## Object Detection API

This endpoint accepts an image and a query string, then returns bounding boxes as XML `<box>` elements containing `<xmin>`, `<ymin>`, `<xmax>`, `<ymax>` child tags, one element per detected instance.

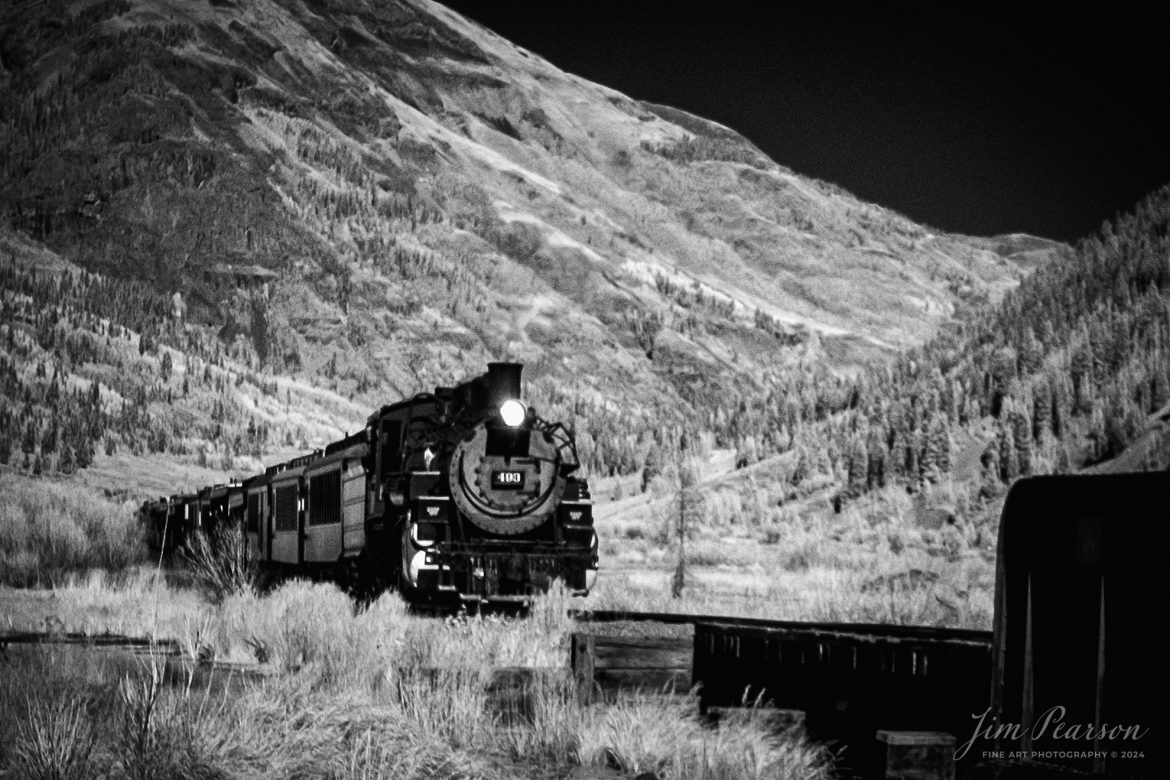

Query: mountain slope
<box><xmin>0</xmin><ymin>0</ymin><xmax>1072</xmax><ymax>491</ymax></box>
<box><xmin>0</xmin><ymin>1</ymin><xmax>1050</xmax><ymax>382</ymax></box>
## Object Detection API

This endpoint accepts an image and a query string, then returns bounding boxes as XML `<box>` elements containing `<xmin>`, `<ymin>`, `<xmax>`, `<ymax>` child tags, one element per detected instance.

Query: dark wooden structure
<box><xmin>692</xmin><ymin>619</ymin><xmax>991</xmax><ymax>775</ymax></box>
<box><xmin>989</xmin><ymin>472</ymin><xmax>1168</xmax><ymax>780</ymax></box>
<box><xmin>876</xmin><ymin>730</ymin><xmax>956</xmax><ymax>780</ymax></box>
<box><xmin>571</xmin><ymin>633</ymin><xmax>691</xmax><ymax>702</ymax></box>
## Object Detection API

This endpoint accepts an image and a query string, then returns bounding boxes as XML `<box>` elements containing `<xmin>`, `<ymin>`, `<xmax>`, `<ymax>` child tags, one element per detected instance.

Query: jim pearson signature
<box><xmin>955</xmin><ymin>706</ymin><xmax>1149</xmax><ymax>761</ymax></box>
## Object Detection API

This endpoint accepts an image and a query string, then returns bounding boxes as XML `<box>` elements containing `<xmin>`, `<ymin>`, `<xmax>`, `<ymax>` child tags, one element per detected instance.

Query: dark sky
<box><xmin>440</xmin><ymin>2</ymin><xmax>1170</xmax><ymax>243</ymax></box>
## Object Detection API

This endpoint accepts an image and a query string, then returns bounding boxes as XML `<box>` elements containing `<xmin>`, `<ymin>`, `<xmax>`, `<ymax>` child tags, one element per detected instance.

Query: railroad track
<box><xmin>0</xmin><ymin>630</ymin><xmax>267</xmax><ymax>699</ymax></box>
<box><xmin>570</xmin><ymin>607</ymin><xmax>990</xmax><ymax>636</ymax></box>
<box><xmin>0</xmin><ymin>631</ymin><xmax>180</xmax><ymax>652</ymax></box>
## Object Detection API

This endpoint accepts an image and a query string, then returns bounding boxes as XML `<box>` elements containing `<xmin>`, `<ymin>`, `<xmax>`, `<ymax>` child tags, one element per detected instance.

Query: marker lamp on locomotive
<box><xmin>411</xmin><ymin>522</ymin><xmax>442</xmax><ymax>545</ymax></box>
<box><xmin>500</xmin><ymin>399</ymin><xmax>526</xmax><ymax>427</ymax></box>
<box><xmin>417</xmin><ymin>499</ymin><xmax>449</xmax><ymax>523</ymax></box>
<box><xmin>409</xmin><ymin>523</ymin><xmax>432</xmax><ymax>547</ymax></box>
<box><xmin>558</xmin><ymin>502</ymin><xmax>593</xmax><ymax>527</ymax></box>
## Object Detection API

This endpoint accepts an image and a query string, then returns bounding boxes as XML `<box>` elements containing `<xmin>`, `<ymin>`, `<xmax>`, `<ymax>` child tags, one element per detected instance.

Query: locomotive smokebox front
<box><xmin>447</xmin><ymin>362</ymin><xmax>571</xmax><ymax>535</ymax></box>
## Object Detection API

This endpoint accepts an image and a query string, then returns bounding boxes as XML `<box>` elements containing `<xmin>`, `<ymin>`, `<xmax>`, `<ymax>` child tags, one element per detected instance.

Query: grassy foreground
<box><xmin>0</xmin><ymin>577</ymin><xmax>828</xmax><ymax>780</ymax></box>
<box><xmin>0</xmin><ymin>467</ymin><xmax>996</xmax><ymax>779</ymax></box>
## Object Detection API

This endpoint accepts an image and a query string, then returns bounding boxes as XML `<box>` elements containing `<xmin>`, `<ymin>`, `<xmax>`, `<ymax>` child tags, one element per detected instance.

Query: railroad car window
<box><xmin>246</xmin><ymin>493</ymin><xmax>261</xmax><ymax>534</ymax></box>
<box><xmin>381</xmin><ymin>420</ymin><xmax>402</xmax><ymax>473</ymax></box>
<box><xmin>308</xmin><ymin>471</ymin><xmax>341</xmax><ymax>526</ymax></box>
<box><xmin>274</xmin><ymin>485</ymin><xmax>298</xmax><ymax>531</ymax></box>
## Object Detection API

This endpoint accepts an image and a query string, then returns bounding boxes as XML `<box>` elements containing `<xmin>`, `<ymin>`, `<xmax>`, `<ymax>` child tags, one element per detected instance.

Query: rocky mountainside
<box><xmin>0</xmin><ymin>0</ymin><xmax>1058</xmax><ymax>416</ymax></box>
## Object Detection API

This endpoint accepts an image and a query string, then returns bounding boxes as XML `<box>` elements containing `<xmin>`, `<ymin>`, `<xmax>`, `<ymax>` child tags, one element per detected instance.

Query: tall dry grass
<box><xmin>0</xmin><ymin>475</ymin><xmax>144</xmax><ymax>586</ymax></box>
<box><xmin>12</xmin><ymin>694</ymin><xmax>99</xmax><ymax>780</ymax></box>
<box><xmin>0</xmin><ymin>580</ymin><xmax>829</xmax><ymax>779</ymax></box>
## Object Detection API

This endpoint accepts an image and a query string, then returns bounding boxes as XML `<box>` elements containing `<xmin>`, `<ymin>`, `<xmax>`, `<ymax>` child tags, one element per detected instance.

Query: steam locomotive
<box><xmin>139</xmin><ymin>363</ymin><xmax>599</xmax><ymax>603</ymax></box>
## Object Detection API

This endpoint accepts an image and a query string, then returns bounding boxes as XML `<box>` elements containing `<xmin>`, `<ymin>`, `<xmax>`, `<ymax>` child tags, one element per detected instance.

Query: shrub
<box><xmin>12</xmin><ymin>695</ymin><xmax>98</xmax><ymax>780</ymax></box>
<box><xmin>577</xmin><ymin>694</ymin><xmax>827</xmax><ymax>779</ymax></box>
<box><xmin>181</xmin><ymin>523</ymin><xmax>258</xmax><ymax>603</ymax></box>
<box><xmin>0</xmin><ymin>476</ymin><xmax>144</xmax><ymax>586</ymax></box>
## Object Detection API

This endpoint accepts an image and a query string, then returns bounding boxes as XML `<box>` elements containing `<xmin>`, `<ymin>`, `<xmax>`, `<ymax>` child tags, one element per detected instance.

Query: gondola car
<box><xmin>141</xmin><ymin>362</ymin><xmax>598</xmax><ymax>604</ymax></box>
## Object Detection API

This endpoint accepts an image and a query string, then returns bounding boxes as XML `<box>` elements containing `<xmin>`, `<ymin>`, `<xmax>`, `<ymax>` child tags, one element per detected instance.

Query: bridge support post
<box><xmin>875</xmin><ymin>730</ymin><xmax>956</xmax><ymax>780</ymax></box>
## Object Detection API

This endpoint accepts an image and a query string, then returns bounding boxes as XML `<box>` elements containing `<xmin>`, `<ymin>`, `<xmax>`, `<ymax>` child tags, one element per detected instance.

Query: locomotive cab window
<box><xmin>380</xmin><ymin>420</ymin><xmax>402</xmax><ymax>474</ymax></box>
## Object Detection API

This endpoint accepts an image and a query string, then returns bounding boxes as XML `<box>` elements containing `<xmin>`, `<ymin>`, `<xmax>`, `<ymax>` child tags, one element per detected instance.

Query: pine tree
<box><xmin>790</xmin><ymin>447</ymin><xmax>809</xmax><ymax>485</ymax></box>
<box><xmin>1012</xmin><ymin>407</ymin><xmax>1033</xmax><ymax>476</ymax></box>
<box><xmin>1051</xmin><ymin>379</ymin><xmax>1068</xmax><ymax>440</ymax></box>
<box><xmin>999</xmin><ymin>421</ymin><xmax>1019</xmax><ymax>481</ymax></box>
<box><xmin>40</xmin><ymin>419</ymin><xmax>57</xmax><ymax>455</ymax></box>
<box><xmin>866</xmin><ymin>427</ymin><xmax>887</xmax><ymax>488</ymax></box>
<box><xmin>906</xmin><ymin>429</ymin><xmax>922</xmax><ymax>480</ymax></box>
<box><xmin>59</xmin><ymin>444</ymin><xmax>74</xmax><ymax>474</ymax></box>
<box><xmin>931</xmin><ymin>415</ymin><xmax>952</xmax><ymax>474</ymax></box>
<box><xmin>642</xmin><ymin>446</ymin><xmax>661</xmax><ymax>493</ymax></box>
<box><xmin>21</xmin><ymin>419</ymin><xmax>36</xmax><ymax>454</ymax></box>
<box><xmin>1032</xmin><ymin>376</ymin><xmax>1052</xmax><ymax>440</ymax></box>
<box><xmin>1087</xmin><ymin>404</ymin><xmax>1107</xmax><ymax>461</ymax></box>
<box><xmin>671</xmin><ymin>454</ymin><xmax>700</xmax><ymax>599</ymax></box>
<box><xmin>1071</xmin><ymin>342</ymin><xmax>1094</xmax><ymax>414</ymax></box>
<box><xmin>1152</xmin><ymin>361</ymin><xmax>1170</xmax><ymax>411</ymax></box>
<box><xmin>845</xmin><ymin>435</ymin><xmax>868</xmax><ymax>498</ymax></box>
<box><xmin>991</xmin><ymin>346</ymin><xmax>1018</xmax><ymax>392</ymax></box>
<box><xmin>1019</xmin><ymin>327</ymin><xmax>1043</xmax><ymax>376</ymax></box>
<box><xmin>889</xmin><ymin>429</ymin><xmax>907</xmax><ymax>479</ymax></box>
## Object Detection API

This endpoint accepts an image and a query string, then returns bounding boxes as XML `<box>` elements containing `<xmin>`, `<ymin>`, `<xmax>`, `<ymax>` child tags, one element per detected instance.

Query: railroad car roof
<box><xmin>269</xmin><ymin>464</ymin><xmax>309</xmax><ymax>484</ymax></box>
<box><xmin>243</xmin><ymin>472</ymin><xmax>269</xmax><ymax>490</ymax></box>
<box><xmin>305</xmin><ymin>442</ymin><xmax>368</xmax><ymax>475</ymax></box>
<box><xmin>264</xmin><ymin>450</ymin><xmax>324</xmax><ymax>477</ymax></box>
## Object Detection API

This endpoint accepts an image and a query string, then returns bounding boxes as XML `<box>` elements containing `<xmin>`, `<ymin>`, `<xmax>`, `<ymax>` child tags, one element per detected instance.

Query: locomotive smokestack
<box><xmin>487</xmin><ymin>362</ymin><xmax>522</xmax><ymax>407</ymax></box>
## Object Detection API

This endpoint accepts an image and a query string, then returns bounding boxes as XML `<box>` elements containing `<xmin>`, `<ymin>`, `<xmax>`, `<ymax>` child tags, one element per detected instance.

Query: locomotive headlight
<box><xmin>499</xmin><ymin>399</ymin><xmax>526</xmax><ymax>427</ymax></box>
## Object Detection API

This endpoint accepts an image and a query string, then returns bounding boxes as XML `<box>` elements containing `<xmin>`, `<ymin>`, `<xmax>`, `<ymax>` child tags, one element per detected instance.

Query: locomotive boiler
<box><xmin>141</xmin><ymin>363</ymin><xmax>598</xmax><ymax>604</ymax></box>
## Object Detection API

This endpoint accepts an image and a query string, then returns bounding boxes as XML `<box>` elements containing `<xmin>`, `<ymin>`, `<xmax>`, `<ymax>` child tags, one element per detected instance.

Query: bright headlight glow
<box><xmin>500</xmin><ymin>399</ymin><xmax>526</xmax><ymax>427</ymax></box>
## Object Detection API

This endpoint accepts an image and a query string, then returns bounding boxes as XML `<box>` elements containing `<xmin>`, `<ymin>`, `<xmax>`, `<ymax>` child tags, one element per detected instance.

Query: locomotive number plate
<box><xmin>491</xmin><ymin>470</ymin><xmax>525</xmax><ymax>490</ymax></box>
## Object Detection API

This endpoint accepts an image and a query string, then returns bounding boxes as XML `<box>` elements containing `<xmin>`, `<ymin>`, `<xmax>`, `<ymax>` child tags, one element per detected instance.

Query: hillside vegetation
<box><xmin>0</xmin><ymin>0</ymin><xmax>1060</xmax><ymax>494</ymax></box>
<box><xmin>640</xmin><ymin>186</ymin><xmax>1170</xmax><ymax>535</ymax></box>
